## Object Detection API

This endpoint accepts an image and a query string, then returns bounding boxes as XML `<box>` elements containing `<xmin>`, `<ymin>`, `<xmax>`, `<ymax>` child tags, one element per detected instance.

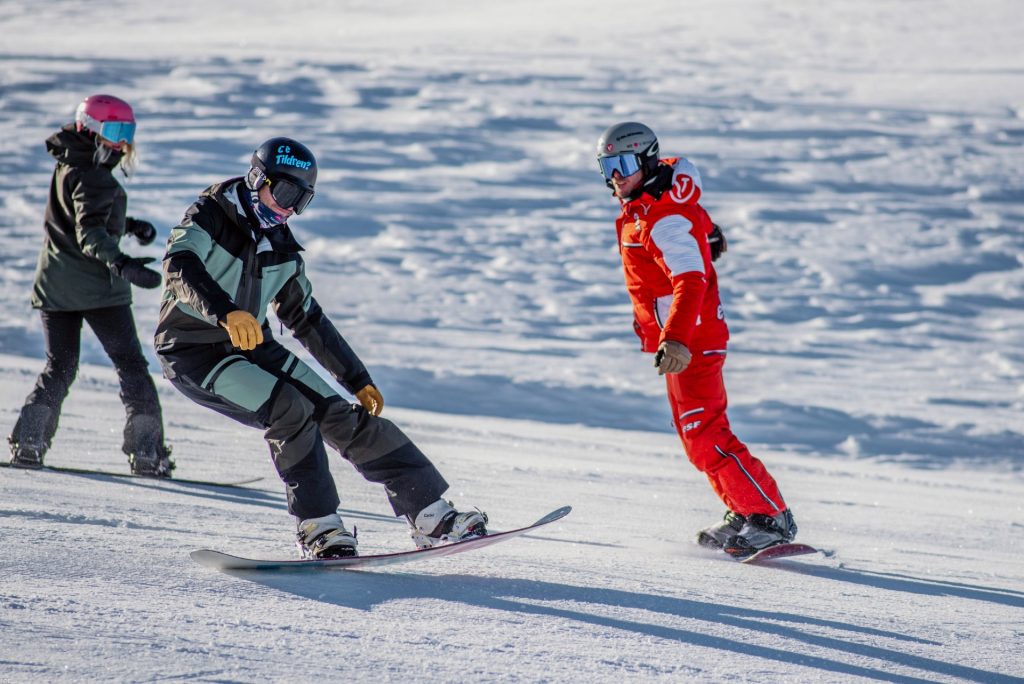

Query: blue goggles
<box><xmin>98</xmin><ymin>120</ymin><xmax>136</xmax><ymax>145</ymax></box>
<box><xmin>599</xmin><ymin>153</ymin><xmax>642</xmax><ymax>180</ymax></box>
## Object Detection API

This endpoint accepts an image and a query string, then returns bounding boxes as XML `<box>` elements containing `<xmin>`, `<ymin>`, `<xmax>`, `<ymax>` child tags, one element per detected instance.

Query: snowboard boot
<box><xmin>8</xmin><ymin>404</ymin><xmax>54</xmax><ymax>469</ymax></box>
<box><xmin>696</xmin><ymin>510</ymin><xmax>746</xmax><ymax>550</ymax></box>
<box><xmin>724</xmin><ymin>509</ymin><xmax>797</xmax><ymax>559</ymax></box>
<box><xmin>123</xmin><ymin>414</ymin><xmax>174</xmax><ymax>478</ymax></box>
<box><xmin>128</xmin><ymin>444</ymin><xmax>175</xmax><ymax>478</ymax></box>
<box><xmin>409</xmin><ymin>498</ymin><xmax>488</xmax><ymax>549</ymax></box>
<box><xmin>296</xmin><ymin>513</ymin><xmax>358</xmax><ymax>559</ymax></box>
<box><xmin>8</xmin><ymin>437</ymin><xmax>45</xmax><ymax>469</ymax></box>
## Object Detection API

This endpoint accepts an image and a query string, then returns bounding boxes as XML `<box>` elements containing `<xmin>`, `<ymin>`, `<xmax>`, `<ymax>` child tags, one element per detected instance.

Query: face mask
<box><xmin>246</xmin><ymin>191</ymin><xmax>286</xmax><ymax>232</ymax></box>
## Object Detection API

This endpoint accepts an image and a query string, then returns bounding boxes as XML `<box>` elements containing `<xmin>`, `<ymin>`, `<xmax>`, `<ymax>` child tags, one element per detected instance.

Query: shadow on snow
<box><xmin>221</xmin><ymin>569</ymin><xmax>1019</xmax><ymax>683</ymax></box>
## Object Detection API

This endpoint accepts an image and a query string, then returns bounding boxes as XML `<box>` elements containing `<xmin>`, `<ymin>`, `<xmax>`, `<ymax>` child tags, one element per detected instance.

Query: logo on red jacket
<box><xmin>669</xmin><ymin>173</ymin><xmax>697</xmax><ymax>204</ymax></box>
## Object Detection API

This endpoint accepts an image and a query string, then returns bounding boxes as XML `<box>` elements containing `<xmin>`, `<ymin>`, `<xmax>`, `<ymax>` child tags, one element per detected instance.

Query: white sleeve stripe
<box><xmin>650</xmin><ymin>215</ymin><xmax>704</xmax><ymax>276</ymax></box>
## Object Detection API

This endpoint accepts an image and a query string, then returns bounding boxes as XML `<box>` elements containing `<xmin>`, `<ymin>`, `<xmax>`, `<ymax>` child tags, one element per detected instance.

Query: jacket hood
<box><xmin>45</xmin><ymin>124</ymin><xmax>123</xmax><ymax>170</ymax></box>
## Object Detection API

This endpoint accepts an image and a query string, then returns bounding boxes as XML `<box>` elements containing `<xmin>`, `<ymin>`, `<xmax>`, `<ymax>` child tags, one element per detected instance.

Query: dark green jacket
<box><xmin>155</xmin><ymin>179</ymin><xmax>372</xmax><ymax>394</ymax></box>
<box><xmin>32</xmin><ymin>125</ymin><xmax>133</xmax><ymax>311</ymax></box>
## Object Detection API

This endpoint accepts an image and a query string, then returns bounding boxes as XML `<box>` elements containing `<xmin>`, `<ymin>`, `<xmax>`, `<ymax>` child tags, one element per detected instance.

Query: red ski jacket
<box><xmin>614</xmin><ymin>157</ymin><xmax>729</xmax><ymax>355</ymax></box>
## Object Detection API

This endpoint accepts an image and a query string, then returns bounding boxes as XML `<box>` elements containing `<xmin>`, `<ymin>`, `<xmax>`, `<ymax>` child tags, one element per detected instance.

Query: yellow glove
<box><xmin>220</xmin><ymin>310</ymin><xmax>264</xmax><ymax>351</ymax></box>
<box><xmin>654</xmin><ymin>340</ymin><xmax>691</xmax><ymax>375</ymax></box>
<box><xmin>355</xmin><ymin>384</ymin><xmax>384</xmax><ymax>416</ymax></box>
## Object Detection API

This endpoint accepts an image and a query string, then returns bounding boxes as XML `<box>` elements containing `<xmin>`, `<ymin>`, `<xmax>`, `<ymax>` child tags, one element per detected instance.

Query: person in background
<box><xmin>154</xmin><ymin>137</ymin><xmax>487</xmax><ymax>559</ymax></box>
<box><xmin>8</xmin><ymin>94</ymin><xmax>171</xmax><ymax>476</ymax></box>
<box><xmin>595</xmin><ymin>121</ymin><xmax>797</xmax><ymax>558</ymax></box>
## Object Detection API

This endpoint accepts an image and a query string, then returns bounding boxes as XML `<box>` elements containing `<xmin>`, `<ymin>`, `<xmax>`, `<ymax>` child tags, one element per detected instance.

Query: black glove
<box><xmin>111</xmin><ymin>256</ymin><xmax>162</xmax><ymax>289</ymax></box>
<box><xmin>125</xmin><ymin>217</ymin><xmax>157</xmax><ymax>246</ymax></box>
<box><xmin>709</xmin><ymin>223</ymin><xmax>727</xmax><ymax>262</ymax></box>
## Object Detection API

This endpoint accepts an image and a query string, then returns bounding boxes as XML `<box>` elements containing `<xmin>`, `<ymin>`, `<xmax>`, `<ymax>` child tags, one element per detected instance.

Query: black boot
<box><xmin>9</xmin><ymin>438</ymin><xmax>45</xmax><ymax>469</ymax></box>
<box><xmin>128</xmin><ymin>444</ymin><xmax>175</xmax><ymax>478</ymax></box>
<box><xmin>123</xmin><ymin>414</ymin><xmax>174</xmax><ymax>478</ymax></box>
<box><xmin>8</xmin><ymin>404</ymin><xmax>55</xmax><ymax>469</ymax></box>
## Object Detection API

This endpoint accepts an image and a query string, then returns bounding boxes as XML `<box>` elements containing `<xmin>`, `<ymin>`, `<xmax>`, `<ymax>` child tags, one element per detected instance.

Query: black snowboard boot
<box><xmin>123</xmin><ymin>414</ymin><xmax>174</xmax><ymax>478</ymax></box>
<box><xmin>9</xmin><ymin>438</ymin><xmax>45</xmax><ymax>469</ymax></box>
<box><xmin>8</xmin><ymin>404</ymin><xmax>55</xmax><ymax>469</ymax></box>
<box><xmin>128</xmin><ymin>444</ymin><xmax>175</xmax><ymax>478</ymax></box>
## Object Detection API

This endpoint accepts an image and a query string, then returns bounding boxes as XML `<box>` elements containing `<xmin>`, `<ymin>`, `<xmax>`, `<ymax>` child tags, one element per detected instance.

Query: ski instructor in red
<box><xmin>596</xmin><ymin>121</ymin><xmax>797</xmax><ymax>558</ymax></box>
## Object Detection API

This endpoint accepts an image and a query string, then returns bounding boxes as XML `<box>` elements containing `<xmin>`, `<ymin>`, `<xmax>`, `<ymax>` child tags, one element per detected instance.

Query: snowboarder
<box><xmin>154</xmin><ymin>137</ymin><xmax>487</xmax><ymax>559</ymax></box>
<box><xmin>8</xmin><ymin>94</ymin><xmax>172</xmax><ymax>476</ymax></box>
<box><xmin>595</xmin><ymin>121</ymin><xmax>797</xmax><ymax>557</ymax></box>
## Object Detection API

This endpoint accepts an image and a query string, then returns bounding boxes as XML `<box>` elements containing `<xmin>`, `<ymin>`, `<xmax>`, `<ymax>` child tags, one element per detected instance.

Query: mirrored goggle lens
<box><xmin>599</xmin><ymin>154</ymin><xmax>642</xmax><ymax>179</ymax></box>
<box><xmin>98</xmin><ymin>121</ymin><xmax>136</xmax><ymax>144</ymax></box>
<box><xmin>269</xmin><ymin>177</ymin><xmax>315</xmax><ymax>214</ymax></box>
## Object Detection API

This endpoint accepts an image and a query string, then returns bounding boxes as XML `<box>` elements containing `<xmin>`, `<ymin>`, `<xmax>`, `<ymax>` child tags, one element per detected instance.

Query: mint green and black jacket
<box><xmin>154</xmin><ymin>179</ymin><xmax>448</xmax><ymax>521</ymax></box>
<box><xmin>154</xmin><ymin>178</ymin><xmax>371</xmax><ymax>394</ymax></box>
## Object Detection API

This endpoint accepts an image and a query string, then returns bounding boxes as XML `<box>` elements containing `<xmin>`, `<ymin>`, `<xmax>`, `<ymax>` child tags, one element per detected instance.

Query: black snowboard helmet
<box><xmin>246</xmin><ymin>137</ymin><xmax>317</xmax><ymax>214</ymax></box>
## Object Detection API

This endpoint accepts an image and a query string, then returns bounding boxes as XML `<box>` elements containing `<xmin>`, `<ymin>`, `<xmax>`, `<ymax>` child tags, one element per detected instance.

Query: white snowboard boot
<box><xmin>296</xmin><ymin>513</ymin><xmax>358</xmax><ymax>559</ymax></box>
<box><xmin>409</xmin><ymin>499</ymin><xmax>487</xmax><ymax>549</ymax></box>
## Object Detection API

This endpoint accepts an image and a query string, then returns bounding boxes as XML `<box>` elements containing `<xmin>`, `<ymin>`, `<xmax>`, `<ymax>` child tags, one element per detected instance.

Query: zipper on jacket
<box><xmin>235</xmin><ymin>240</ymin><xmax>262</xmax><ymax>318</ymax></box>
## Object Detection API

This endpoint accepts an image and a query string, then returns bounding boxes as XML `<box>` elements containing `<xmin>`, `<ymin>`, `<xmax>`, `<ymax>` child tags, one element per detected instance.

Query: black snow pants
<box><xmin>157</xmin><ymin>337</ymin><xmax>448</xmax><ymax>521</ymax></box>
<box><xmin>9</xmin><ymin>305</ymin><xmax>166</xmax><ymax>456</ymax></box>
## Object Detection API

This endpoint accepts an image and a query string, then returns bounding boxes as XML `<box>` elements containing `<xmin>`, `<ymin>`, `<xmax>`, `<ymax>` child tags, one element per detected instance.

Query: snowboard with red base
<box><xmin>190</xmin><ymin>505</ymin><xmax>572</xmax><ymax>571</ymax></box>
<box><xmin>738</xmin><ymin>542</ymin><xmax>817</xmax><ymax>564</ymax></box>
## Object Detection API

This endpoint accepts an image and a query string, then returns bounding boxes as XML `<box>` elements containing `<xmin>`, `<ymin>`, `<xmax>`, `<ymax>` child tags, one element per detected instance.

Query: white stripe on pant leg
<box><xmin>715</xmin><ymin>445</ymin><xmax>782</xmax><ymax>512</ymax></box>
<box><xmin>679</xmin><ymin>407</ymin><xmax>704</xmax><ymax>420</ymax></box>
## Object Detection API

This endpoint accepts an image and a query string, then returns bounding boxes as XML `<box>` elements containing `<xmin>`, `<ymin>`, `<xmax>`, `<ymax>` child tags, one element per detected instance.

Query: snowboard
<box><xmin>0</xmin><ymin>461</ymin><xmax>263</xmax><ymax>489</ymax></box>
<box><xmin>739</xmin><ymin>542</ymin><xmax>817</xmax><ymax>564</ymax></box>
<box><xmin>191</xmin><ymin>505</ymin><xmax>572</xmax><ymax>571</ymax></box>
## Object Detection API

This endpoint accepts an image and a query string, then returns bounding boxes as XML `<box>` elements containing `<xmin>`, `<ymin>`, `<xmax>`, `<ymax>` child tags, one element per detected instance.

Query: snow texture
<box><xmin>0</xmin><ymin>1</ymin><xmax>1022</xmax><ymax>681</ymax></box>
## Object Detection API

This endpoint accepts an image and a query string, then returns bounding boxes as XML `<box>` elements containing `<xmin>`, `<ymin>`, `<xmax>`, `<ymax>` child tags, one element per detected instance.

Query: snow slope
<box><xmin>1</xmin><ymin>355</ymin><xmax>1022</xmax><ymax>682</ymax></box>
<box><xmin>1</xmin><ymin>1</ymin><xmax>1022</xmax><ymax>681</ymax></box>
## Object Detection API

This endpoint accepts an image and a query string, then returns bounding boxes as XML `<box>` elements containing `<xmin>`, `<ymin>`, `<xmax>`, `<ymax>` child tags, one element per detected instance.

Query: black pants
<box><xmin>10</xmin><ymin>305</ymin><xmax>165</xmax><ymax>455</ymax></box>
<box><xmin>159</xmin><ymin>337</ymin><xmax>447</xmax><ymax>521</ymax></box>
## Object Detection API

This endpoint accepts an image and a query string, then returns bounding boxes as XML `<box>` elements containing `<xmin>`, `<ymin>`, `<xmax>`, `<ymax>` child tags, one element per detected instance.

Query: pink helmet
<box><xmin>75</xmin><ymin>94</ymin><xmax>136</xmax><ymax>145</ymax></box>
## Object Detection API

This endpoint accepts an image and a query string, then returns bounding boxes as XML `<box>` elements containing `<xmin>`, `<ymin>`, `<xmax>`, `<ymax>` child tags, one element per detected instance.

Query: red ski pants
<box><xmin>666</xmin><ymin>354</ymin><xmax>787</xmax><ymax>517</ymax></box>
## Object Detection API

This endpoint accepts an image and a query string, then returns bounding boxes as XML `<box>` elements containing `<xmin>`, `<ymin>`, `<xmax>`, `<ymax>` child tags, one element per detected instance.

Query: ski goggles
<box><xmin>96</xmin><ymin>120</ymin><xmax>136</xmax><ymax>145</ymax></box>
<box><xmin>598</xmin><ymin>153</ymin><xmax>642</xmax><ymax>180</ymax></box>
<box><xmin>80</xmin><ymin>110</ymin><xmax>137</xmax><ymax>145</ymax></box>
<box><xmin>267</xmin><ymin>176</ymin><xmax>315</xmax><ymax>215</ymax></box>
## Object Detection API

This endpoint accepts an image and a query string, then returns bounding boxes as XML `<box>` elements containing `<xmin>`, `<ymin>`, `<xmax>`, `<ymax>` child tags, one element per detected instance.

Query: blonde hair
<box><xmin>92</xmin><ymin>136</ymin><xmax>137</xmax><ymax>177</ymax></box>
<box><xmin>119</xmin><ymin>142</ymin><xmax>137</xmax><ymax>178</ymax></box>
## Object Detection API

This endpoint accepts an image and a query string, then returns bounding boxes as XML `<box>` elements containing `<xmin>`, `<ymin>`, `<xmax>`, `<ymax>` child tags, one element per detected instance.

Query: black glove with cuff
<box><xmin>111</xmin><ymin>256</ymin><xmax>162</xmax><ymax>289</ymax></box>
<box><xmin>125</xmin><ymin>217</ymin><xmax>157</xmax><ymax>246</ymax></box>
<box><xmin>709</xmin><ymin>223</ymin><xmax>727</xmax><ymax>262</ymax></box>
